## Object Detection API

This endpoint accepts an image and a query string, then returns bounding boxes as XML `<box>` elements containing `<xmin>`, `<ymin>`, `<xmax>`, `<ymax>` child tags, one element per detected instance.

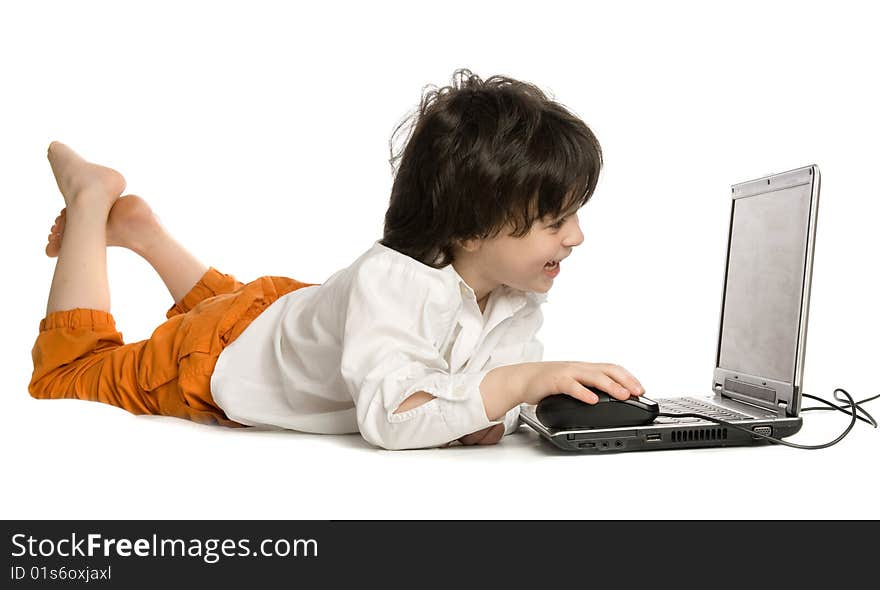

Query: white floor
<box><xmin>3</xmin><ymin>381</ymin><xmax>877</xmax><ymax>520</ymax></box>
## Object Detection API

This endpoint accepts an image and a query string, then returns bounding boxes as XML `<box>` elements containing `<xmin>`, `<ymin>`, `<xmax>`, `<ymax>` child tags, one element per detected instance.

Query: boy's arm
<box><xmin>395</xmin><ymin>364</ymin><xmax>532</xmax><ymax>446</ymax></box>
<box><xmin>468</xmin><ymin>303</ymin><xmax>546</xmax><ymax>437</ymax></box>
<box><xmin>393</xmin><ymin>362</ymin><xmax>528</xmax><ymax>419</ymax></box>
<box><xmin>342</xmin><ymin>258</ymin><xmax>525</xmax><ymax>451</ymax></box>
<box><xmin>397</xmin><ymin>302</ymin><xmax>545</xmax><ymax>445</ymax></box>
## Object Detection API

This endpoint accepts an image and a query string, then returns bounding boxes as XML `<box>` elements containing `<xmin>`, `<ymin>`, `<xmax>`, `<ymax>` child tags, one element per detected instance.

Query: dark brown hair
<box><xmin>381</xmin><ymin>67</ymin><xmax>603</xmax><ymax>268</ymax></box>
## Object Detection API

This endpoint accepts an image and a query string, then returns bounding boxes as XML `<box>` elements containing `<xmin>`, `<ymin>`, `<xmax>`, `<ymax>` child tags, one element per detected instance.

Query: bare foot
<box><xmin>46</xmin><ymin>194</ymin><xmax>163</xmax><ymax>257</ymax></box>
<box><xmin>46</xmin><ymin>141</ymin><xmax>126</xmax><ymax>210</ymax></box>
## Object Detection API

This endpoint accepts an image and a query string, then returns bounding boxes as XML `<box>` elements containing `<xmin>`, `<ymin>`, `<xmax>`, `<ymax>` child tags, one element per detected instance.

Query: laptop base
<box><xmin>519</xmin><ymin>401</ymin><xmax>803</xmax><ymax>453</ymax></box>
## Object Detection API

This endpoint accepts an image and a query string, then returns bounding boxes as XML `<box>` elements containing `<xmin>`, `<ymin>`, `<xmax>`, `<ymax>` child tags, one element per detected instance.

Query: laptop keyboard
<box><xmin>656</xmin><ymin>397</ymin><xmax>755</xmax><ymax>424</ymax></box>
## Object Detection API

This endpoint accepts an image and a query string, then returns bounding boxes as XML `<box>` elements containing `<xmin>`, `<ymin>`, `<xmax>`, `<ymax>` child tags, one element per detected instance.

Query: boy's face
<box><xmin>456</xmin><ymin>203</ymin><xmax>585</xmax><ymax>298</ymax></box>
<box><xmin>491</xmin><ymin>208</ymin><xmax>585</xmax><ymax>293</ymax></box>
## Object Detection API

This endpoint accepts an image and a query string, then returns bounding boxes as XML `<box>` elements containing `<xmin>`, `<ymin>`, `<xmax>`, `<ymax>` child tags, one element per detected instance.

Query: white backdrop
<box><xmin>2</xmin><ymin>0</ymin><xmax>877</xmax><ymax>519</ymax></box>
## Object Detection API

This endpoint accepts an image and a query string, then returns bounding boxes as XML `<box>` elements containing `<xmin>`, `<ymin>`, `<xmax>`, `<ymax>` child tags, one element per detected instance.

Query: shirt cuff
<box><xmin>502</xmin><ymin>404</ymin><xmax>523</xmax><ymax>435</ymax></box>
<box><xmin>435</xmin><ymin>369</ymin><xmax>501</xmax><ymax>437</ymax></box>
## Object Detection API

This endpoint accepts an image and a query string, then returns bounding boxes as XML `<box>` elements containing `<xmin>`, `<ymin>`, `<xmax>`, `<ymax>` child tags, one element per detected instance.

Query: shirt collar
<box><xmin>442</xmin><ymin>262</ymin><xmax>548</xmax><ymax>314</ymax></box>
<box><xmin>370</xmin><ymin>240</ymin><xmax>549</xmax><ymax>313</ymax></box>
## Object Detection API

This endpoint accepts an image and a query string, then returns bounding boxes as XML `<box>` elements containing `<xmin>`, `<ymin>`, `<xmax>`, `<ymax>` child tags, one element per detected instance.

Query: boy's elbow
<box><xmin>358</xmin><ymin>391</ymin><xmax>448</xmax><ymax>450</ymax></box>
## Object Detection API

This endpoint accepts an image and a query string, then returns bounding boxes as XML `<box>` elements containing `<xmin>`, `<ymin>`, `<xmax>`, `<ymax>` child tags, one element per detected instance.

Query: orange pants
<box><xmin>29</xmin><ymin>267</ymin><xmax>319</xmax><ymax>427</ymax></box>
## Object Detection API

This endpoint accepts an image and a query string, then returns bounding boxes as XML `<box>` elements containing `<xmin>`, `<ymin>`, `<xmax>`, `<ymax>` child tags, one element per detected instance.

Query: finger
<box><xmin>576</xmin><ymin>372</ymin><xmax>630</xmax><ymax>401</ymax></box>
<box><xmin>475</xmin><ymin>424</ymin><xmax>503</xmax><ymax>444</ymax></box>
<box><xmin>477</xmin><ymin>424</ymin><xmax>505</xmax><ymax>445</ymax></box>
<box><xmin>458</xmin><ymin>425</ymin><xmax>495</xmax><ymax>445</ymax></box>
<box><xmin>563</xmin><ymin>377</ymin><xmax>602</xmax><ymax>404</ymax></box>
<box><xmin>458</xmin><ymin>432</ymin><xmax>480</xmax><ymax>445</ymax></box>
<box><xmin>601</xmin><ymin>363</ymin><xmax>645</xmax><ymax>396</ymax></box>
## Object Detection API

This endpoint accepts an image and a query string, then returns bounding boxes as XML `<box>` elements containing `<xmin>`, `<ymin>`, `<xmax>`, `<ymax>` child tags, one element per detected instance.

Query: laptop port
<box><xmin>646</xmin><ymin>433</ymin><xmax>662</xmax><ymax>442</ymax></box>
<box><xmin>752</xmin><ymin>426</ymin><xmax>772</xmax><ymax>438</ymax></box>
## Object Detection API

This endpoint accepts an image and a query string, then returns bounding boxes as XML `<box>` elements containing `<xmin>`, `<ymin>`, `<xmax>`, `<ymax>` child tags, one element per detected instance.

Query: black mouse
<box><xmin>535</xmin><ymin>387</ymin><xmax>660</xmax><ymax>430</ymax></box>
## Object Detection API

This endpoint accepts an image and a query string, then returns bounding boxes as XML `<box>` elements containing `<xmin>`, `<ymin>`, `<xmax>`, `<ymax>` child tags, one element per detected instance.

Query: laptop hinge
<box><xmin>716</xmin><ymin>385</ymin><xmax>777</xmax><ymax>412</ymax></box>
<box><xmin>714</xmin><ymin>378</ymin><xmax>785</xmax><ymax>413</ymax></box>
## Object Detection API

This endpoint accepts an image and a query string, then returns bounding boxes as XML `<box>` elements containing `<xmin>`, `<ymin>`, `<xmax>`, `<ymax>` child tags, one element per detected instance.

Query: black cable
<box><xmin>800</xmin><ymin>391</ymin><xmax>877</xmax><ymax>428</ymax></box>
<box><xmin>657</xmin><ymin>388</ymin><xmax>866</xmax><ymax>450</ymax></box>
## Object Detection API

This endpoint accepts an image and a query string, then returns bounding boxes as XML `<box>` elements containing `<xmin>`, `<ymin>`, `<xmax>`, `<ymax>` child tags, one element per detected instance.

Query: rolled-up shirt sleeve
<box><xmin>340</xmin><ymin>258</ymin><xmax>503</xmax><ymax>450</ymax></box>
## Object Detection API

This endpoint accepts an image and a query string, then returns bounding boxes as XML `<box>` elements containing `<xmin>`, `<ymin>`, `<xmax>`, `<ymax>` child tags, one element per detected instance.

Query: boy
<box><xmin>30</xmin><ymin>69</ymin><xmax>645</xmax><ymax>450</ymax></box>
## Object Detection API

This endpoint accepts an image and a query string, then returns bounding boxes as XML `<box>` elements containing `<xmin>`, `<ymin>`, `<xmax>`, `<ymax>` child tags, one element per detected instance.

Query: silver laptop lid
<box><xmin>712</xmin><ymin>165</ymin><xmax>821</xmax><ymax>416</ymax></box>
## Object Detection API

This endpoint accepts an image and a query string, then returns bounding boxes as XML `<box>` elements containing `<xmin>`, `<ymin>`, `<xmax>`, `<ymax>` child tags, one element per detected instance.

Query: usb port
<box><xmin>646</xmin><ymin>433</ymin><xmax>662</xmax><ymax>442</ymax></box>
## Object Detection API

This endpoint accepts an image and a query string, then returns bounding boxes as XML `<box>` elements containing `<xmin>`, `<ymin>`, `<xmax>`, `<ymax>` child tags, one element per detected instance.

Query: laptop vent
<box><xmin>670</xmin><ymin>428</ymin><xmax>728</xmax><ymax>443</ymax></box>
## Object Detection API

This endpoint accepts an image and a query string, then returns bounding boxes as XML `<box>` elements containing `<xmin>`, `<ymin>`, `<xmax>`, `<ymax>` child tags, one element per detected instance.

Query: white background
<box><xmin>1</xmin><ymin>0</ymin><xmax>877</xmax><ymax>520</ymax></box>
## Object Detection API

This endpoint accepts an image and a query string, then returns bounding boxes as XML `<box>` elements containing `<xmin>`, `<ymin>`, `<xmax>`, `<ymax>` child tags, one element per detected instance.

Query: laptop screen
<box><xmin>718</xmin><ymin>179</ymin><xmax>813</xmax><ymax>385</ymax></box>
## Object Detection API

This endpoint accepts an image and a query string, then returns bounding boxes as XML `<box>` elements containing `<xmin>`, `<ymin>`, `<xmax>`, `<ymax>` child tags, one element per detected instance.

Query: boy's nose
<box><xmin>565</xmin><ymin>223</ymin><xmax>585</xmax><ymax>247</ymax></box>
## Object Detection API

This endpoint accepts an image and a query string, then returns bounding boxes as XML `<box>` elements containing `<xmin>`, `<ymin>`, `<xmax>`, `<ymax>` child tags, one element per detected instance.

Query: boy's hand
<box><xmin>454</xmin><ymin>423</ymin><xmax>506</xmax><ymax>446</ymax></box>
<box><xmin>518</xmin><ymin>361</ymin><xmax>645</xmax><ymax>406</ymax></box>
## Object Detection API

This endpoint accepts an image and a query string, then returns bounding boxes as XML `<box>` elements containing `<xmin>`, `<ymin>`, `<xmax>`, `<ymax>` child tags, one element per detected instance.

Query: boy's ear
<box><xmin>455</xmin><ymin>237</ymin><xmax>482</xmax><ymax>253</ymax></box>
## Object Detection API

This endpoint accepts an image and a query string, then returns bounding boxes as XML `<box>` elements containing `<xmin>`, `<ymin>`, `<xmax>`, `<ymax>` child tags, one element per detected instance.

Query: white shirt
<box><xmin>210</xmin><ymin>240</ymin><xmax>547</xmax><ymax>450</ymax></box>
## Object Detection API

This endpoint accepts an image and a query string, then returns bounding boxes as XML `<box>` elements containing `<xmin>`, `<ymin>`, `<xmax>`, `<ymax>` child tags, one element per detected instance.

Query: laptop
<box><xmin>519</xmin><ymin>164</ymin><xmax>821</xmax><ymax>452</ymax></box>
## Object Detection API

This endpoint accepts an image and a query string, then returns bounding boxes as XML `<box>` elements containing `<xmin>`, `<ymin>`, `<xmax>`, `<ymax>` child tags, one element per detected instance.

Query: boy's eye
<box><xmin>549</xmin><ymin>217</ymin><xmax>567</xmax><ymax>230</ymax></box>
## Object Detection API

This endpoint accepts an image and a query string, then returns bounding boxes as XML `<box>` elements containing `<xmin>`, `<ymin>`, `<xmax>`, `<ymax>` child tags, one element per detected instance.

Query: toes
<box><xmin>51</xmin><ymin>209</ymin><xmax>67</xmax><ymax>233</ymax></box>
